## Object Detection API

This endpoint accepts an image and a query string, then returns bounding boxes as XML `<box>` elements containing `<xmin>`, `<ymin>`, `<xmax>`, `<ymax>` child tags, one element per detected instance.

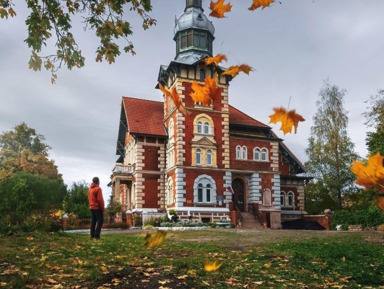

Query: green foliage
<box><xmin>0</xmin><ymin>122</ymin><xmax>62</xmax><ymax>181</ymax></box>
<box><xmin>0</xmin><ymin>0</ymin><xmax>155</xmax><ymax>82</ymax></box>
<box><xmin>305</xmin><ymin>80</ymin><xmax>360</xmax><ymax>212</ymax></box>
<box><xmin>364</xmin><ymin>89</ymin><xmax>384</xmax><ymax>156</ymax></box>
<box><xmin>331</xmin><ymin>205</ymin><xmax>384</xmax><ymax>229</ymax></box>
<box><xmin>0</xmin><ymin>172</ymin><xmax>66</xmax><ymax>227</ymax></box>
<box><xmin>106</xmin><ymin>201</ymin><xmax>122</xmax><ymax>216</ymax></box>
<box><xmin>64</xmin><ymin>181</ymin><xmax>90</xmax><ymax>219</ymax></box>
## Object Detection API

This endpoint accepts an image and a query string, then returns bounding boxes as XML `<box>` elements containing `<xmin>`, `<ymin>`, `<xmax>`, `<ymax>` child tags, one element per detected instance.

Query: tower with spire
<box><xmin>111</xmin><ymin>0</ymin><xmax>309</xmax><ymax>229</ymax></box>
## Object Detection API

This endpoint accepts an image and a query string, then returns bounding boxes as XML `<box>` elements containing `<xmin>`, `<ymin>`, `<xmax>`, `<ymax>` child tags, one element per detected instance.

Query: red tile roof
<box><xmin>122</xmin><ymin>97</ymin><xmax>269</xmax><ymax>136</ymax></box>
<box><xmin>228</xmin><ymin>105</ymin><xmax>269</xmax><ymax>128</ymax></box>
<box><xmin>122</xmin><ymin>97</ymin><xmax>166</xmax><ymax>136</ymax></box>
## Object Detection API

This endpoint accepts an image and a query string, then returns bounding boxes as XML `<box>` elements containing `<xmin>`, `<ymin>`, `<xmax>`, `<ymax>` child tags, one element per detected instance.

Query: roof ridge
<box><xmin>122</xmin><ymin>96</ymin><xmax>162</xmax><ymax>104</ymax></box>
<box><xmin>228</xmin><ymin>104</ymin><xmax>269</xmax><ymax>128</ymax></box>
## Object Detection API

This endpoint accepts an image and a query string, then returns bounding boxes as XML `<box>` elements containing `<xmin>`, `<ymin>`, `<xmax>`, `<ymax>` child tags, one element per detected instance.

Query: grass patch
<box><xmin>0</xmin><ymin>230</ymin><xmax>383</xmax><ymax>288</ymax></box>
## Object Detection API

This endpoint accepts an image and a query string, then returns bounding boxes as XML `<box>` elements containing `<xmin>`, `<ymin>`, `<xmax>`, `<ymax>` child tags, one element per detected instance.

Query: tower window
<box><xmin>200</xmin><ymin>69</ymin><xmax>206</xmax><ymax>81</ymax></box>
<box><xmin>207</xmin><ymin>150</ymin><xmax>212</xmax><ymax>166</ymax></box>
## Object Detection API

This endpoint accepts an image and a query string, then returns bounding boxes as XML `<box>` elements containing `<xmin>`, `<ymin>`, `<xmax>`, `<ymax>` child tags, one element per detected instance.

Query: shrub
<box><xmin>0</xmin><ymin>172</ymin><xmax>66</xmax><ymax>228</ymax></box>
<box><xmin>331</xmin><ymin>205</ymin><xmax>384</xmax><ymax>229</ymax></box>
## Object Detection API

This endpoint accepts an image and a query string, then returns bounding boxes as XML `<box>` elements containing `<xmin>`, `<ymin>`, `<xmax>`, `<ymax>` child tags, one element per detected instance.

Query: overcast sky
<box><xmin>1</xmin><ymin>0</ymin><xmax>383</xmax><ymax>201</ymax></box>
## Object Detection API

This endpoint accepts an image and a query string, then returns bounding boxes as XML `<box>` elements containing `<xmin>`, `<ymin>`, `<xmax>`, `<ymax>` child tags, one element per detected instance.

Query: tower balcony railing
<box><xmin>112</xmin><ymin>164</ymin><xmax>134</xmax><ymax>175</ymax></box>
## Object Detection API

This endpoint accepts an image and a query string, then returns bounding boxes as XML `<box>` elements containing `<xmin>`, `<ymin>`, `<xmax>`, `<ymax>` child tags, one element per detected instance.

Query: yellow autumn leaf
<box><xmin>269</xmin><ymin>107</ymin><xmax>305</xmax><ymax>134</ymax></box>
<box><xmin>144</xmin><ymin>230</ymin><xmax>167</xmax><ymax>248</ymax></box>
<box><xmin>222</xmin><ymin>64</ymin><xmax>254</xmax><ymax>78</ymax></box>
<box><xmin>350</xmin><ymin>153</ymin><xmax>384</xmax><ymax>193</ymax></box>
<box><xmin>248</xmin><ymin>0</ymin><xmax>275</xmax><ymax>11</ymax></box>
<box><xmin>204</xmin><ymin>260</ymin><xmax>223</xmax><ymax>272</ymax></box>
<box><xmin>205</xmin><ymin>53</ymin><xmax>228</xmax><ymax>66</ymax></box>
<box><xmin>209</xmin><ymin>0</ymin><xmax>232</xmax><ymax>18</ymax></box>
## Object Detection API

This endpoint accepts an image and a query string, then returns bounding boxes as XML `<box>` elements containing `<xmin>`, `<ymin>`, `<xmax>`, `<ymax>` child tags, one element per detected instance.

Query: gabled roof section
<box><xmin>122</xmin><ymin>97</ymin><xmax>166</xmax><ymax>137</ymax></box>
<box><xmin>228</xmin><ymin>105</ymin><xmax>269</xmax><ymax>128</ymax></box>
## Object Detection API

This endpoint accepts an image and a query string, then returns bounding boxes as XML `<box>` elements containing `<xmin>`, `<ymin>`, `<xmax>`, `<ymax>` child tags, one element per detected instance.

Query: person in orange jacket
<box><xmin>88</xmin><ymin>177</ymin><xmax>105</xmax><ymax>240</ymax></box>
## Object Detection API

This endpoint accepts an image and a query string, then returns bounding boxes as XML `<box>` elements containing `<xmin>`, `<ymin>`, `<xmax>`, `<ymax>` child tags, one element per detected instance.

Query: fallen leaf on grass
<box><xmin>145</xmin><ymin>230</ymin><xmax>167</xmax><ymax>248</ymax></box>
<box><xmin>204</xmin><ymin>260</ymin><xmax>223</xmax><ymax>272</ymax></box>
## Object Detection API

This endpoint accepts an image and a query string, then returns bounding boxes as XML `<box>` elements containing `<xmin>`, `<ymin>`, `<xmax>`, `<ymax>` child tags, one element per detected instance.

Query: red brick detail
<box><xmin>142</xmin><ymin>173</ymin><xmax>161</xmax><ymax>208</ymax></box>
<box><xmin>143</xmin><ymin>145</ymin><xmax>160</xmax><ymax>171</ymax></box>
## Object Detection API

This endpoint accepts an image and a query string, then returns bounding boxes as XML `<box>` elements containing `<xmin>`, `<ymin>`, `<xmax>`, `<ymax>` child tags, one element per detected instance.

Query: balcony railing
<box><xmin>113</xmin><ymin>164</ymin><xmax>134</xmax><ymax>174</ymax></box>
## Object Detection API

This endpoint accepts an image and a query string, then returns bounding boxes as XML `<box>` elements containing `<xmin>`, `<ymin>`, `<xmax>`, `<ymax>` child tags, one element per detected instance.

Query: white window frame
<box><xmin>196</xmin><ymin>149</ymin><xmax>201</xmax><ymax>165</ymax></box>
<box><xmin>197</xmin><ymin>121</ymin><xmax>203</xmax><ymax>134</ymax></box>
<box><xmin>206</xmin><ymin>150</ymin><xmax>212</xmax><ymax>166</ymax></box>
<box><xmin>288</xmin><ymin>191</ymin><xmax>294</xmax><ymax>207</ymax></box>
<box><xmin>261</xmin><ymin>148</ymin><xmax>268</xmax><ymax>161</ymax></box>
<box><xmin>236</xmin><ymin>146</ymin><xmax>241</xmax><ymax>159</ymax></box>
<box><xmin>241</xmin><ymin>146</ymin><xmax>247</xmax><ymax>160</ymax></box>
<box><xmin>253</xmin><ymin>148</ymin><xmax>260</xmax><ymax>160</ymax></box>
<box><xmin>280</xmin><ymin>191</ymin><xmax>286</xmax><ymax>207</ymax></box>
<box><xmin>203</xmin><ymin>122</ymin><xmax>210</xmax><ymax>134</ymax></box>
<box><xmin>193</xmin><ymin>174</ymin><xmax>217</xmax><ymax>204</ymax></box>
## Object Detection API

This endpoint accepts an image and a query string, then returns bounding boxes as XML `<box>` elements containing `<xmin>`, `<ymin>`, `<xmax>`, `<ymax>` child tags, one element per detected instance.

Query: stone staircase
<box><xmin>240</xmin><ymin>212</ymin><xmax>264</xmax><ymax>230</ymax></box>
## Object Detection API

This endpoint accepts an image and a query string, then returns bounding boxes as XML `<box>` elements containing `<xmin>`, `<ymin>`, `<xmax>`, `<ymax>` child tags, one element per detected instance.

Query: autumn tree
<box><xmin>364</xmin><ymin>90</ymin><xmax>384</xmax><ymax>156</ymax></box>
<box><xmin>0</xmin><ymin>122</ymin><xmax>62</xmax><ymax>181</ymax></box>
<box><xmin>305</xmin><ymin>80</ymin><xmax>360</xmax><ymax>213</ymax></box>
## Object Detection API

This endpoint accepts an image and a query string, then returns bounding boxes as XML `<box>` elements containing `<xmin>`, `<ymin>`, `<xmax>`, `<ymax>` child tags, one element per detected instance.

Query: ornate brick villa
<box><xmin>110</xmin><ymin>0</ymin><xmax>308</xmax><ymax>229</ymax></box>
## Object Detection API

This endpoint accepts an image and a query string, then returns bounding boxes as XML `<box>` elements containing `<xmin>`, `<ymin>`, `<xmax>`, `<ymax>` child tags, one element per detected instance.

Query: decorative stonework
<box><xmin>249</xmin><ymin>173</ymin><xmax>262</xmax><ymax>204</ymax></box>
<box><xmin>270</xmin><ymin>142</ymin><xmax>279</xmax><ymax>172</ymax></box>
<box><xmin>175</xmin><ymin>168</ymin><xmax>186</xmax><ymax>208</ymax></box>
<box><xmin>223</xmin><ymin>171</ymin><xmax>232</xmax><ymax>205</ymax></box>
<box><xmin>272</xmin><ymin>174</ymin><xmax>281</xmax><ymax>208</ymax></box>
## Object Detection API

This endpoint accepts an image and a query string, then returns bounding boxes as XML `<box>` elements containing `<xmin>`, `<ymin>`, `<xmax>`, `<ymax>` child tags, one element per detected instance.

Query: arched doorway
<box><xmin>232</xmin><ymin>178</ymin><xmax>245</xmax><ymax>212</ymax></box>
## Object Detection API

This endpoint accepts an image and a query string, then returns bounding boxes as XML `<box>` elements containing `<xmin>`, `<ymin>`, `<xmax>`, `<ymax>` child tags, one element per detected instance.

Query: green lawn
<box><xmin>0</xmin><ymin>229</ymin><xmax>384</xmax><ymax>288</ymax></box>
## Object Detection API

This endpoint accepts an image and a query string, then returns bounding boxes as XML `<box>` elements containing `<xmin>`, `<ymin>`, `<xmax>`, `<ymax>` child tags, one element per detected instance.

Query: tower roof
<box><xmin>174</xmin><ymin>4</ymin><xmax>215</xmax><ymax>36</ymax></box>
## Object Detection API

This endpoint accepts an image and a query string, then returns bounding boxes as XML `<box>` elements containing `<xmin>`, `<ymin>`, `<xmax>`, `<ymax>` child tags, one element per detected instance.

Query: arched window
<box><xmin>206</xmin><ymin>150</ymin><xmax>212</xmax><ymax>166</ymax></box>
<box><xmin>167</xmin><ymin>180</ymin><xmax>174</xmax><ymax>205</ymax></box>
<box><xmin>204</xmin><ymin>122</ymin><xmax>210</xmax><ymax>134</ymax></box>
<box><xmin>194</xmin><ymin>175</ymin><xmax>216</xmax><ymax>204</ymax></box>
<box><xmin>288</xmin><ymin>192</ymin><xmax>294</xmax><ymax>207</ymax></box>
<box><xmin>253</xmin><ymin>148</ymin><xmax>260</xmax><ymax>160</ymax></box>
<box><xmin>198</xmin><ymin>183</ymin><xmax>203</xmax><ymax>202</ymax></box>
<box><xmin>236</xmin><ymin>146</ymin><xmax>241</xmax><ymax>159</ymax></box>
<box><xmin>196</xmin><ymin>149</ymin><xmax>201</xmax><ymax>165</ymax></box>
<box><xmin>263</xmin><ymin>189</ymin><xmax>272</xmax><ymax>206</ymax></box>
<box><xmin>242</xmin><ymin>146</ymin><xmax>247</xmax><ymax>160</ymax></box>
<box><xmin>168</xmin><ymin>119</ymin><xmax>174</xmax><ymax>139</ymax></box>
<box><xmin>280</xmin><ymin>191</ymin><xmax>286</xmax><ymax>207</ymax></box>
<box><xmin>261</xmin><ymin>148</ymin><xmax>268</xmax><ymax>161</ymax></box>
<box><xmin>197</xmin><ymin>121</ymin><xmax>203</xmax><ymax>134</ymax></box>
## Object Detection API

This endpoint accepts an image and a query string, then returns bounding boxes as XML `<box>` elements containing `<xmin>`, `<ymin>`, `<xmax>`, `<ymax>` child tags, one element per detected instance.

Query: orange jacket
<box><xmin>88</xmin><ymin>183</ymin><xmax>105</xmax><ymax>212</ymax></box>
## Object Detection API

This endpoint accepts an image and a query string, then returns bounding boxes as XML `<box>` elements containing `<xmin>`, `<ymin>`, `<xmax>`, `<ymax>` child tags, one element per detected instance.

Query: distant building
<box><xmin>111</xmin><ymin>0</ymin><xmax>307</xmax><ymax>229</ymax></box>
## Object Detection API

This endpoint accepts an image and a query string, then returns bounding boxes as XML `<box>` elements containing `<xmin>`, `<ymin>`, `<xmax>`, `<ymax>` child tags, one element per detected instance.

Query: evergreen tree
<box><xmin>364</xmin><ymin>90</ymin><xmax>384</xmax><ymax>156</ymax></box>
<box><xmin>305</xmin><ymin>80</ymin><xmax>360</xmax><ymax>213</ymax></box>
<box><xmin>64</xmin><ymin>181</ymin><xmax>91</xmax><ymax>219</ymax></box>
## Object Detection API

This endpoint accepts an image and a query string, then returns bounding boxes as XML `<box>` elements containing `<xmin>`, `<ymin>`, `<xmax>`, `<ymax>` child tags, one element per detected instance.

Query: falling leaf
<box><xmin>269</xmin><ymin>107</ymin><xmax>305</xmax><ymax>134</ymax></box>
<box><xmin>209</xmin><ymin>0</ymin><xmax>232</xmax><ymax>18</ymax></box>
<box><xmin>205</xmin><ymin>54</ymin><xmax>228</xmax><ymax>66</ymax></box>
<box><xmin>222</xmin><ymin>64</ymin><xmax>254</xmax><ymax>78</ymax></box>
<box><xmin>145</xmin><ymin>230</ymin><xmax>167</xmax><ymax>248</ymax></box>
<box><xmin>376</xmin><ymin>196</ymin><xmax>384</xmax><ymax>211</ymax></box>
<box><xmin>204</xmin><ymin>260</ymin><xmax>223</xmax><ymax>272</ymax></box>
<box><xmin>159</xmin><ymin>83</ymin><xmax>190</xmax><ymax>116</ymax></box>
<box><xmin>190</xmin><ymin>76</ymin><xmax>221</xmax><ymax>106</ymax></box>
<box><xmin>248</xmin><ymin>0</ymin><xmax>275</xmax><ymax>11</ymax></box>
<box><xmin>350</xmin><ymin>153</ymin><xmax>384</xmax><ymax>193</ymax></box>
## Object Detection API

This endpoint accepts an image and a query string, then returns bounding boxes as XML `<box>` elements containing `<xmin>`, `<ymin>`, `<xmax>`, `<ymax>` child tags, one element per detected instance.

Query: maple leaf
<box><xmin>350</xmin><ymin>153</ymin><xmax>384</xmax><ymax>193</ymax></box>
<box><xmin>269</xmin><ymin>107</ymin><xmax>305</xmax><ymax>134</ymax></box>
<box><xmin>248</xmin><ymin>0</ymin><xmax>275</xmax><ymax>11</ymax></box>
<box><xmin>144</xmin><ymin>230</ymin><xmax>167</xmax><ymax>248</ymax></box>
<box><xmin>205</xmin><ymin>54</ymin><xmax>228</xmax><ymax>66</ymax></box>
<box><xmin>222</xmin><ymin>64</ymin><xmax>254</xmax><ymax>78</ymax></box>
<box><xmin>209</xmin><ymin>0</ymin><xmax>232</xmax><ymax>18</ymax></box>
<box><xmin>376</xmin><ymin>196</ymin><xmax>384</xmax><ymax>211</ymax></box>
<box><xmin>190</xmin><ymin>76</ymin><xmax>221</xmax><ymax>106</ymax></box>
<box><xmin>204</xmin><ymin>260</ymin><xmax>223</xmax><ymax>272</ymax></box>
<box><xmin>159</xmin><ymin>83</ymin><xmax>190</xmax><ymax>116</ymax></box>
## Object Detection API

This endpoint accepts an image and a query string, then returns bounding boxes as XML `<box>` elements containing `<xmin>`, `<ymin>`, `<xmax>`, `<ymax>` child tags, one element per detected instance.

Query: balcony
<box><xmin>111</xmin><ymin>164</ymin><xmax>134</xmax><ymax>183</ymax></box>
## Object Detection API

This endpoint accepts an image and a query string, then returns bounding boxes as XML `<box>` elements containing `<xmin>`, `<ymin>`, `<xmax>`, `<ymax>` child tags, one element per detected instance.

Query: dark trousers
<box><xmin>90</xmin><ymin>209</ymin><xmax>103</xmax><ymax>239</ymax></box>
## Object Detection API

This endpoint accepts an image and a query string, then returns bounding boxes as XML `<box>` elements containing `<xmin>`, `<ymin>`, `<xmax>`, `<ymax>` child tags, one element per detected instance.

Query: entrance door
<box><xmin>232</xmin><ymin>179</ymin><xmax>245</xmax><ymax>212</ymax></box>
